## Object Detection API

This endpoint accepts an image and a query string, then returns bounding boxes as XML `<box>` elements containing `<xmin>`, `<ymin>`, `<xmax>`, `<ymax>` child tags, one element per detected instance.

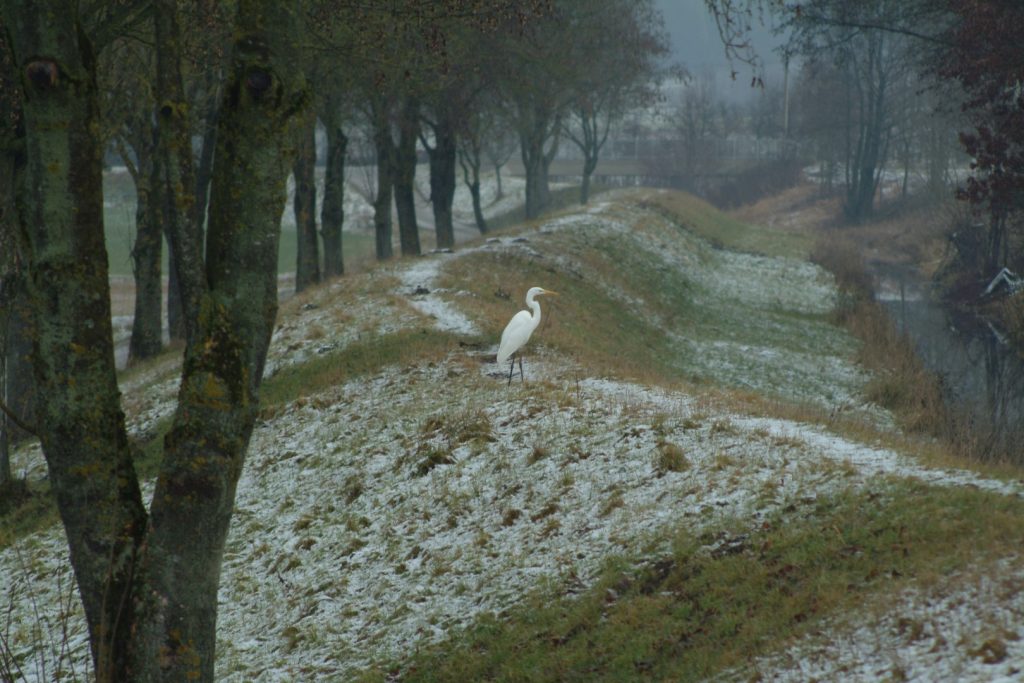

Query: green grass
<box><xmin>440</xmin><ymin>242</ymin><xmax>694</xmax><ymax>386</ymax></box>
<box><xmin>0</xmin><ymin>325</ymin><xmax>459</xmax><ymax>552</ymax></box>
<box><xmin>101</xmin><ymin>170</ymin><xmax>378</xmax><ymax>277</ymax></box>
<box><xmin>441</xmin><ymin>194</ymin><xmax>854</xmax><ymax>405</ymax></box>
<box><xmin>640</xmin><ymin>190</ymin><xmax>813</xmax><ymax>260</ymax></box>
<box><xmin>485</xmin><ymin>183</ymin><xmax>613</xmax><ymax>234</ymax></box>
<box><xmin>0</xmin><ymin>480</ymin><xmax>55</xmax><ymax>551</ymax></box>
<box><xmin>357</xmin><ymin>480</ymin><xmax>1024</xmax><ymax>682</ymax></box>
<box><xmin>259</xmin><ymin>327</ymin><xmax>462</xmax><ymax>410</ymax></box>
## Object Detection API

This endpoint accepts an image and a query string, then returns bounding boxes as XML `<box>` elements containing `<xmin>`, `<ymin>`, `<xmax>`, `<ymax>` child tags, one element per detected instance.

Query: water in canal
<box><xmin>875</xmin><ymin>272</ymin><xmax>1024</xmax><ymax>463</ymax></box>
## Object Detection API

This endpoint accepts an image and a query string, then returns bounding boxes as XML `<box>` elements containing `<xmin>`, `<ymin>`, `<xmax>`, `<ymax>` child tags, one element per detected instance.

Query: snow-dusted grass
<box><xmin>438</xmin><ymin>191</ymin><xmax>871</xmax><ymax>417</ymax></box>
<box><xmin>3</xmin><ymin>188</ymin><xmax>1023</xmax><ymax>681</ymax></box>
<box><xmin>723</xmin><ymin>555</ymin><xmax>1024</xmax><ymax>682</ymax></box>
<box><xmin>389</xmin><ymin>478</ymin><xmax>1024</xmax><ymax>682</ymax></box>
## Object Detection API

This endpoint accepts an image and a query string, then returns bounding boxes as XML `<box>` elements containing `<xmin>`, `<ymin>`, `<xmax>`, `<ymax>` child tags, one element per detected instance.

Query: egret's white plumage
<box><xmin>497</xmin><ymin>286</ymin><xmax>557</xmax><ymax>384</ymax></box>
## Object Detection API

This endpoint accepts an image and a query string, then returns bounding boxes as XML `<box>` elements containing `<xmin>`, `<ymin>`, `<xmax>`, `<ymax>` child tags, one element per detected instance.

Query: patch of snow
<box><xmin>6</xmin><ymin>365</ymin><xmax>1021</xmax><ymax>681</ymax></box>
<box><xmin>397</xmin><ymin>256</ymin><xmax>479</xmax><ymax>336</ymax></box>
<box><xmin>722</xmin><ymin>557</ymin><xmax>1024</xmax><ymax>683</ymax></box>
<box><xmin>4</xmin><ymin>192</ymin><xmax>1022</xmax><ymax>682</ymax></box>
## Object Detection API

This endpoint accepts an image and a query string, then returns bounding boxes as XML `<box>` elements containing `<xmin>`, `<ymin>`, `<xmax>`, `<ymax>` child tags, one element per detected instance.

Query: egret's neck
<box><xmin>527</xmin><ymin>295</ymin><xmax>542</xmax><ymax>323</ymax></box>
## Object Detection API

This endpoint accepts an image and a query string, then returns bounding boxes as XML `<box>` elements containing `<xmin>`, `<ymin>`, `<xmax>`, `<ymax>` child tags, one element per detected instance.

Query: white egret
<box><xmin>496</xmin><ymin>286</ymin><xmax>558</xmax><ymax>385</ymax></box>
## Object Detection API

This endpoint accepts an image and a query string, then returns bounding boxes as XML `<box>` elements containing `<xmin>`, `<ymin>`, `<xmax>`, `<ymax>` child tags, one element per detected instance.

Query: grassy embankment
<box><xmin>4</xmin><ymin>186</ymin><xmax>1023</xmax><ymax>681</ymax></box>
<box><xmin>346</xmin><ymin>190</ymin><xmax>1024</xmax><ymax>681</ymax></box>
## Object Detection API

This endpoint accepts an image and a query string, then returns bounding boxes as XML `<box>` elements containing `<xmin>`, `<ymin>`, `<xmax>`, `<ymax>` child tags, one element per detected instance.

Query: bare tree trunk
<box><xmin>580</xmin><ymin>151</ymin><xmax>597</xmax><ymax>205</ymax></box>
<box><xmin>321</xmin><ymin>99</ymin><xmax>346</xmax><ymax>277</ymax></box>
<box><xmin>173</xmin><ymin>90</ymin><xmax>219</xmax><ymax>344</ymax></box>
<box><xmin>424</xmin><ymin>108</ymin><xmax>457</xmax><ymax>249</ymax></box>
<box><xmin>0</xmin><ymin>304</ymin><xmax>7</xmax><ymax>489</ymax></box>
<box><xmin>520</xmin><ymin>113</ymin><xmax>557</xmax><ymax>219</ymax></box>
<box><xmin>393</xmin><ymin>95</ymin><xmax>421</xmax><ymax>256</ymax></box>
<box><xmin>153</xmin><ymin>0</ymin><xmax>202</xmax><ymax>351</ymax></box>
<box><xmin>294</xmin><ymin>111</ymin><xmax>320</xmax><ymax>293</ymax></box>
<box><xmin>0</xmin><ymin>358</ymin><xmax>8</xmax><ymax>490</ymax></box>
<box><xmin>458</xmin><ymin>142</ymin><xmax>488</xmax><ymax>234</ymax></box>
<box><xmin>0</xmin><ymin>47</ymin><xmax>20</xmax><ymax>488</ymax></box>
<box><xmin>522</xmin><ymin>135</ymin><xmax>544</xmax><ymax>219</ymax></box>
<box><xmin>192</xmin><ymin>92</ymin><xmax>219</xmax><ymax>235</ymax></box>
<box><xmin>843</xmin><ymin>32</ymin><xmax>890</xmax><ymax>223</ymax></box>
<box><xmin>372</xmin><ymin>103</ymin><xmax>394</xmax><ymax>260</ymax></box>
<box><xmin>166</xmin><ymin>242</ymin><xmax>184</xmax><ymax>341</ymax></box>
<box><xmin>568</xmin><ymin>108</ymin><xmax>608</xmax><ymax>206</ymax></box>
<box><xmin>0</xmin><ymin>286</ymin><xmax>35</xmax><ymax>472</ymax></box>
<box><xmin>0</xmin><ymin>270</ymin><xmax>12</xmax><ymax>492</ymax></box>
<box><xmin>129</xmin><ymin>152</ymin><xmax>163</xmax><ymax>362</ymax></box>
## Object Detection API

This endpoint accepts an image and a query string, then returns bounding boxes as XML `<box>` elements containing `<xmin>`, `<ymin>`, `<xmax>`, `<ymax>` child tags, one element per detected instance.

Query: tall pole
<box><xmin>782</xmin><ymin>52</ymin><xmax>790</xmax><ymax>140</ymax></box>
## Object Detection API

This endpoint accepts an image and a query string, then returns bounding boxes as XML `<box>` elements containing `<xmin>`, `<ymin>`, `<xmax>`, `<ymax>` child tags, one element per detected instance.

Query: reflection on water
<box><xmin>877</xmin><ymin>275</ymin><xmax>1024</xmax><ymax>462</ymax></box>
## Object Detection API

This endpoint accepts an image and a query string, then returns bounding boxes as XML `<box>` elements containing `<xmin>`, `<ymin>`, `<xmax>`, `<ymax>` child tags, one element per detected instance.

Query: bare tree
<box><xmin>293</xmin><ymin>108</ymin><xmax>321</xmax><ymax>292</ymax></box>
<box><xmin>675</xmin><ymin>72</ymin><xmax>722</xmax><ymax>178</ymax></box>
<box><xmin>319</xmin><ymin>89</ymin><xmax>351</xmax><ymax>277</ymax></box>
<box><xmin>561</xmin><ymin>0</ymin><xmax>671</xmax><ymax>204</ymax></box>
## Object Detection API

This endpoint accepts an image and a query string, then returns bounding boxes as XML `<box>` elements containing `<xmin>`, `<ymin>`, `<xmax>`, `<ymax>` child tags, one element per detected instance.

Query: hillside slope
<box><xmin>3</xmin><ymin>188</ymin><xmax>1023</xmax><ymax>682</ymax></box>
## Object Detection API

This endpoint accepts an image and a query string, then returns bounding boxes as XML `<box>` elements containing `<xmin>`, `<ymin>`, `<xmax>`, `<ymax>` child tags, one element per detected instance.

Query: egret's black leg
<box><xmin>507</xmin><ymin>356</ymin><xmax>515</xmax><ymax>386</ymax></box>
<box><xmin>518</xmin><ymin>356</ymin><xmax>525</xmax><ymax>382</ymax></box>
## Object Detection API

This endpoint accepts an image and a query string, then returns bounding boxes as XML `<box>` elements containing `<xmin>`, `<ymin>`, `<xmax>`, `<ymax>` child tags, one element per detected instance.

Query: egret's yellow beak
<box><xmin>541</xmin><ymin>289</ymin><xmax>559</xmax><ymax>296</ymax></box>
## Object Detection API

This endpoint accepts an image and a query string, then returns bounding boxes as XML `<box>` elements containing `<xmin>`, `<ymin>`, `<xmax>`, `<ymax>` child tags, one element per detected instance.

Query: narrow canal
<box><xmin>875</xmin><ymin>269</ymin><xmax>1024</xmax><ymax>463</ymax></box>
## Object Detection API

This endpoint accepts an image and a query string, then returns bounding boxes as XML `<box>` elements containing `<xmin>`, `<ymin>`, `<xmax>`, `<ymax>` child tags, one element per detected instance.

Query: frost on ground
<box><xmin>720</xmin><ymin>557</ymin><xmax>1024</xmax><ymax>683</ymax></box>
<box><xmin>2</xmin><ymin>190</ymin><xmax>1022</xmax><ymax>681</ymax></box>
<box><xmin>396</xmin><ymin>255</ymin><xmax>479</xmax><ymax>336</ymax></box>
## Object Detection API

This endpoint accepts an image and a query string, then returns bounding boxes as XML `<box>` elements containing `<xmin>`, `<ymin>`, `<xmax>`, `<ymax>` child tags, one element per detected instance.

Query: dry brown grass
<box><xmin>730</xmin><ymin>183</ymin><xmax>839</xmax><ymax>234</ymax></box>
<box><xmin>847</xmin><ymin>300</ymin><xmax>949</xmax><ymax>435</ymax></box>
<box><xmin>808</xmin><ymin>231</ymin><xmax>952</xmax><ymax>435</ymax></box>
<box><xmin>733</xmin><ymin>183</ymin><xmax>952</xmax><ymax>279</ymax></box>
<box><xmin>638</xmin><ymin>188</ymin><xmax>812</xmax><ymax>258</ymax></box>
<box><xmin>997</xmin><ymin>293</ymin><xmax>1024</xmax><ymax>350</ymax></box>
<box><xmin>436</xmin><ymin>241</ymin><xmax>693</xmax><ymax>389</ymax></box>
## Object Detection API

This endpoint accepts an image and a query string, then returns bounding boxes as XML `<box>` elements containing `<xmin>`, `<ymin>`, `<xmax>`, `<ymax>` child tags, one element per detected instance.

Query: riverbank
<box><xmin>734</xmin><ymin>183</ymin><xmax>1024</xmax><ymax>466</ymax></box>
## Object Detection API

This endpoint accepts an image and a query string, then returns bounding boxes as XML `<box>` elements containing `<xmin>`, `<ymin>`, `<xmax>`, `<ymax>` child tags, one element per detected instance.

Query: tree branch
<box><xmin>795</xmin><ymin>11</ymin><xmax>951</xmax><ymax>48</ymax></box>
<box><xmin>0</xmin><ymin>395</ymin><xmax>36</xmax><ymax>437</ymax></box>
<box><xmin>85</xmin><ymin>0</ymin><xmax>155</xmax><ymax>53</ymax></box>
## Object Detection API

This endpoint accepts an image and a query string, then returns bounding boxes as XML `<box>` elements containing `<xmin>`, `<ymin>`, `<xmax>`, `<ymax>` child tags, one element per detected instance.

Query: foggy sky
<box><xmin>655</xmin><ymin>0</ymin><xmax>787</xmax><ymax>100</ymax></box>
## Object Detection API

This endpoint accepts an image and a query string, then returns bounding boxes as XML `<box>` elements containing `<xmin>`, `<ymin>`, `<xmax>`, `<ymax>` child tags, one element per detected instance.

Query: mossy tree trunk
<box><xmin>320</xmin><ymin>97</ymin><xmax>347</xmax><ymax>277</ymax></box>
<box><xmin>294</xmin><ymin>110</ymin><xmax>320</xmax><ymax>292</ymax></box>
<box><xmin>2</xmin><ymin>4</ymin><xmax>148</xmax><ymax>677</ymax></box>
<box><xmin>3</xmin><ymin>1</ymin><xmax>308</xmax><ymax>680</ymax></box>
<box><xmin>128</xmin><ymin>1</ymin><xmax>308</xmax><ymax>678</ymax></box>
<box><xmin>393</xmin><ymin>94</ymin><xmax>421</xmax><ymax>256</ymax></box>
<box><xmin>0</xmin><ymin>30</ymin><xmax>25</xmax><ymax>486</ymax></box>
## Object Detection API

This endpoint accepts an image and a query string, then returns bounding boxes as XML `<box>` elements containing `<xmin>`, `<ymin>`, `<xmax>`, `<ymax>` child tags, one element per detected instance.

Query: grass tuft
<box><xmin>357</xmin><ymin>482</ymin><xmax>1024</xmax><ymax>682</ymax></box>
<box><xmin>653</xmin><ymin>440</ymin><xmax>689</xmax><ymax>475</ymax></box>
<box><xmin>260</xmin><ymin>328</ymin><xmax>456</xmax><ymax>409</ymax></box>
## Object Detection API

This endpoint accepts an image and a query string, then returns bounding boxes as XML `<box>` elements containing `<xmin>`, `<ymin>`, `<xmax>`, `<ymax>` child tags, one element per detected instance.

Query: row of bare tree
<box><xmin>705</xmin><ymin>0</ymin><xmax>1024</xmax><ymax>282</ymax></box>
<box><xmin>0</xmin><ymin>1</ymin><xmax>669</xmax><ymax>680</ymax></box>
